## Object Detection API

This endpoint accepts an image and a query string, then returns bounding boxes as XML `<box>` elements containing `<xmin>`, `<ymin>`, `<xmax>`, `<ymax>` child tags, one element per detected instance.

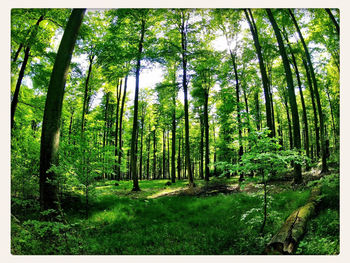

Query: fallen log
<box><xmin>265</xmin><ymin>187</ymin><xmax>321</xmax><ymax>254</ymax></box>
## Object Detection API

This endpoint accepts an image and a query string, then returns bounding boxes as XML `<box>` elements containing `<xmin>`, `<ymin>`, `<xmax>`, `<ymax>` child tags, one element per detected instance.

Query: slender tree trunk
<box><xmin>243</xmin><ymin>85</ymin><xmax>251</xmax><ymax>133</ymax></box>
<box><xmin>117</xmin><ymin>75</ymin><xmax>128</xmax><ymax>181</ymax></box>
<box><xmin>180</xmin><ymin>12</ymin><xmax>194</xmax><ymax>187</ymax></box>
<box><xmin>230</xmin><ymin>51</ymin><xmax>243</xmax><ymax>180</ymax></box>
<box><xmin>245</xmin><ymin>9</ymin><xmax>273</xmax><ymax>137</ymax></box>
<box><xmin>68</xmin><ymin>110</ymin><xmax>74</xmax><ymax>145</ymax></box>
<box><xmin>130</xmin><ymin>19</ymin><xmax>146</xmax><ymax>191</ymax></box>
<box><xmin>171</xmin><ymin>81</ymin><xmax>176</xmax><ymax>183</ymax></box>
<box><xmin>183</xmin><ymin>130</ymin><xmax>186</xmax><ymax>179</ymax></box>
<box><xmin>212</xmin><ymin>124</ymin><xmax>217</xmax><ymax>176</ymax></box>
<box><xmin>146</xmin><ymin>122</ymin><xmax>151</xmax><ymax>180</ymax></box>
<box><xmin>254</xmin><ymin>90</ymin><xmax>261</xmax><ymax>131</ymax></box>
<box><xmin>267</xmin><ymin>9</ymin><xmax>302</xmax><ymax>183</ymax></box>
<box><xmin>204</xmin><ymin>90</ymin><xmax>210</xmax><ymax>182</ymax></box>
<box><xmin>102</xmin><ymin>92</ymin><xmax>110</xmax><ymax>179</ymax></box>
<box><xmin>325</xmin><ymin>8</ymin><xmax>339</xmax><ymax>36</ymax></box>
<box><xmin>39</xmin><ymin>9</ymin><xmax>85</xmax><ymax>211</ymax></box>
<box><xmin>302</xmin><ymin>58</ymin><xmax>320</xmax><ymax>159</ymax></box>
<box><xmin>325</xmin><ymin>85</ymin><xmax>337</xmax><ymax>150</ymax></box>
<box><xmin>289</xmin><ymin>9</ymin><xmax>328</xmax><ymax>173</ymax></box>
<box><xmin>282</xmin><ymin>28</ymin><xmax>310</xmax><ymax>159</ymax></box>
<box><xmin>153</xmin><ymin>129</ymin><xmax>157</xmax><ymax>179</ymax></box>
<box><xmin>162</xmin><ymin>129</ymin><xmax>166</xmax><ymax>180</ymax></box>
<box><xmin>81</xmin><ymin>55</ymin><xmax>94</xmax><ymax>134</ymax></box>
<box><xmin>199</xmin><ymin>114</ymin><xmax>204</xmax><ymax>180</ymax></box>
<box><xmin>113</xmin><ymin>79</ymin><xmax>122</xmax><ymax>179</ymax></box>
<box><xmin>177</xmin><ymin>130</ymin><xmax>181</xmax><ymax>180</ymax></box>
<box><xmin>12</xmin><ymin>43</ymin><xmax>23</xmax><ymax>63</ymax></box>
<box><xmin>167</xmin><ymin>131</ymin><xmax>170</xmax><ymax>179</ymax></box>
<box><xmin>11</xmin><ymin>15</ymin><xmax>44</xmax><ymax>130</ymax></box>
<box><xmin>276</xmin><ymin>108</ymin><xmax>284</xmax><ymax>147</ymax></box>
<box><xmin>139</xmin><ymin>105</ymin><xmax>145</xmax><ymax>180</ymax></box>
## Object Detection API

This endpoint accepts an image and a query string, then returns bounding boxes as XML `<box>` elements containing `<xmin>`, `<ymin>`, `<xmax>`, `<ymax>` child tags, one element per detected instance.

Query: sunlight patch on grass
<box><xmin>147</xmin><ymin>187</ymin><xmax>185</xmax><ymax>199</ymax></box>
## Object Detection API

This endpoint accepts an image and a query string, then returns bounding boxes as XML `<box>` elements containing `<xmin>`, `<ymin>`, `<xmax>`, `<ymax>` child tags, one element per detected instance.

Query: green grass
<box><xmin>11</xmin><ymin>175</ymin><xmax>338</xmax><ymax>255</ymax></box>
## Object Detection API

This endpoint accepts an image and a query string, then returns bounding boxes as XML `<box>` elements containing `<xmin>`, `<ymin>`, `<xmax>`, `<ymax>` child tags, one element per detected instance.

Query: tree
<box><xmin>39</xmin><ymin>9</ymin><xmax>86</xmax><ymax>211</ymax></box>
<box><xmin>289</xmin><ymin>9</ymin><xmax>329</xmax><ymax>174</ymax></box>
<box><xmin>244</xmin><ymin>9</ymin><xmax>274</xmax><ymax>137</ymax></box>
<box><xmin>266</xmin><ymin>9</ymin><xmax>302</xmax><ymax>183</ymax></box>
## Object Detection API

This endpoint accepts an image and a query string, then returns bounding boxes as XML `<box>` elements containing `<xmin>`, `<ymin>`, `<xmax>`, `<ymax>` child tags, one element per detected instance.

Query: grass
<box><xmin>11</xmin><ymin>175</ymin><xmax>339</xmax><ymax>255</ymax></box>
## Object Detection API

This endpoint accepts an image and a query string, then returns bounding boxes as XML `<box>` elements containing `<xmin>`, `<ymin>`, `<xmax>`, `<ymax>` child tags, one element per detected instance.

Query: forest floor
<box><xmin>11</xmin><ymin>166</ymin><xmax>339</xmax><ymax>255</ymax></box>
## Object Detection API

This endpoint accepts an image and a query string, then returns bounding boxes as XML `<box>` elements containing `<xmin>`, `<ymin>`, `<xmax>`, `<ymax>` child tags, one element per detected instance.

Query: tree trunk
<box><xmin>289</xmin><ymin>9</ymin><xmax>328</xmax><ymax>173</ymax></box>
<box><xmin>325</xmin><ymin>8</ymin><xmax>339</xmax><ymax>36</ymax></box>
<box><xmin>204</xmin><ymin>90</ymin><xmax>210</xmax><ymax>182</ymax></box>
<box><xmin>177</xmin><ymin>130</ymin><xmax>182</xmax><ymax>180</ymax></box>
<box><xmin>11</xmin><ymin>15</ymin><xmax>44</xmax><ymax>130</ymax></box>
<box><xmin>130</xmin><ymin>18</ymin><xmax>146</xmax><ymax>191</ymax></box>
<box><xmin>153</xmin><ymin>129</ymin><xmax>157</xmax><ymax>179</ymax></box>
<box><xmin>282</xmin><ymin>28</ymin><xmax>310</xmax><ymax>159</ymax></box>
<box><xmin>68</xmin><ymin>110</ymin><xmax>74</xmax><ymax>145</ymax></box>
<box><xmin>39</xmin><ymin>9</ymin><xmax>85</xmax><ymax>211</ymax></box>
<box><xmin>102</xmin><ymin>92</ymin><xmax>110</xmax><ymax>179</ymax></box>
<box><xmin>139</xmin><ymin>104</ymin><xmax>145</xmax><ymax>180</ymax></box>
<box><xmin>244</xmin><ymin>9</ymin><xmax>273</xmax><ymax>137</ymax></box>
<box><xmin>12</xmin><ymin>43</ymin><xmax>23</xmax><ymax>63</ymax></box>
<box><xmin>199</xmin><ymin>114</ymin><xmax>204</xmax><ymax>180</ymax></box>
<box><xmin>325</xmin><ymin>85</ymin><xmax>337</xmax><ymax>150</ymax></box>
<box><xmin>167</xmin><ymin>131</ymin><xmax>170</xmax><ymax>179</ymax></box>
<box><xmin>267</xmin><ymin>9</ymin><xmax>302</xmax><ymax>183</ymax></box>
<box><xmin>117</xmin><ymin>75</ymin><xmax>128</xmax><ymax>181</ymax></box>
<box><xmin>171</xmin><ymin>82</ymin><xmax>176</xmax><ymax>183</ymax></box>
<box><xmin>230</xmin><ymin>51</ymin><xmax>243</xmax><ymax>180</ymax></box>
<box><xmin>212</xmin><ymin>124</ymin><xmax>217</xmax><ymax>176</ymax></box>
<box><xmin>302</xmin><ymin>58</ymin><xmax>320</xmax><ymax>159</ymax></box>
<box><xmin>146</xmin><ymin>122</ymin><xmax>151</xmax><ymax>180</ymax></box>
<box><xmin>254</xmin><ymin>89</ymin><xmax>261</xmax><ymax>131</ymax></box>
<box><xmin>113</xmin><ymin>78</ymin><xmax>122</xmax><ymax>179</ymax></box>
<box><xmin>162</xmin><ymin>129</ymin><xmax>166</xmax><ymax>180</ymax></box>
<box><xmin>81</xmin><ymin>55</ymin><xmax>94</xmax><ymax>135</ymax></box>
<box><xmin>180</xmin><ymin>11</ymin><xmax>194</xmax><ymax>187</ymax></box>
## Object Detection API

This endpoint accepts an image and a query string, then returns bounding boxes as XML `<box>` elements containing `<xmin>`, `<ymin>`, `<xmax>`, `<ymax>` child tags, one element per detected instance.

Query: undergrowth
<box><xmin>11</xmin><ymin>174</ymin><xmax>338</xmax><ymax>255</ymax></box>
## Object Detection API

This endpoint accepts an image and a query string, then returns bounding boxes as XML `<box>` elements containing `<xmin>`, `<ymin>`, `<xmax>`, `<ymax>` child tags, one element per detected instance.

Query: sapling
<box><xmin>235</xmin><ymin>129</ymin><xmax>308</xmax><ymax>234</ymax></box>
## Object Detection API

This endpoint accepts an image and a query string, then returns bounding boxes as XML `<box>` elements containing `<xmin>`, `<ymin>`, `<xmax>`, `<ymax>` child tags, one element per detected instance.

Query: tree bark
<box><xmin>39</xmin><ymin>9</ymin><xmax>85</xmax><ymax>211</ymax></box>
<box><xmin>267</xmin><ymin>9</ymin><xmax>302</xmax><ymax>183</ymax></box>
<box><xmin>282</xmin><ymin>29</ymin><xmax>310</xmax><ymax>159</ymax></box>
<box><xmin>204</xmin><ymin>89</ymin><xmax>210</xmax><ymax>182</ymax></box>
<box><xmin>266</xmin><ymin>187</ymin><xmax>321</xmax><ymax>254</ymax></box>
<box><xmin>177</xmin><ymin>130</ymin><xmax>182</xmax><ymax>180</ymax></box>
<box><xmin>162</xmin><ymin>129</ymin><xmax>166</xmax><ymax>180</ymax></box>
<box><xmin>113</xmin><ymin>78</ymin><xmax>122</xmax><ymax>179</ymax></box>
<box><xmin>171</xmin><ymin>77</ymin><xmax>177</xmax><ymax>183</ymax></box>
<box><xmin>179</xmin><ymin>10</ymin><xmax>194</xmax><ymax>187</ymax></box>
<box><xmin>153</xmin><ymin>128</ymin><xmax>157</xmax><ymax>179</ymax></box>
<box><xmin>244</xmin><ymin>9</ymin><xmax>274</xmax><ymax>137</ymax></box>
<box><xmin>11</xmin><ymin>15</ymin><xmax>44</xmax><ymax>129</ymax></box>
<box><xmin>12</xmin><ymin>43</ymin><xmax>23</xmax><ymax>63</ymax></box>
<box><xmin>146</xmin><ymin>122</ymin><xmax>151</xmax><ymax>180</ymax></box>
<box><xmin>302</xmin><ymin>58</ymin><xmax>320</xmax><ymax>159</ymax></box>
<box><xmin>325</xmin><ymin>8</ymin><xmax>339</xmax><ymax>36</ymax></box>
<box><xmin>289</xmin><ymin>9</ymin><xmax>328</xmax><ymax>173</ymax></box>
<box><xmin>139</xmin><ymin>104</ymin><xmax>145</xmax><ymax>180</ymax></box>
<box><xmin>199</xmin><ymin>114</ymin><xmax>204</xmax><ymax>180</ymax></box>
<box><xmin>117</xmin><ymin>75</ymin><xmax>128</xmax><ymax>181</ymax></box>
<box><xmin>81</xmin><ymin>54</ymin><xmax>94</xmax><ymax>135</ymax></box>
<box><xmin>130</xmin><ymin>18</ymin><xmax>146</xmax><ymax>191</ymax></box>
